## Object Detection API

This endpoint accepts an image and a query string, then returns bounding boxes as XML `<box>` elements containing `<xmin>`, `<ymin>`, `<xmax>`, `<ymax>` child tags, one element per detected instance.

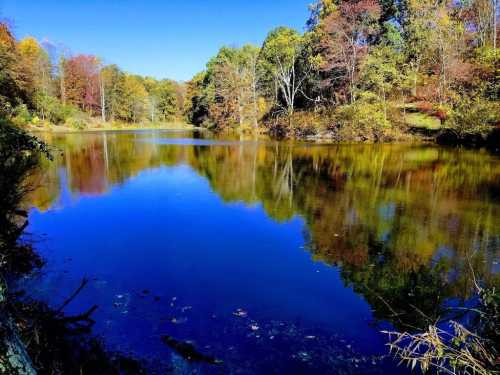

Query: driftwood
<box><xmin>55</xmin><ymin>278</ymin><xmax>90</xmax><ymax>314</ymax></box>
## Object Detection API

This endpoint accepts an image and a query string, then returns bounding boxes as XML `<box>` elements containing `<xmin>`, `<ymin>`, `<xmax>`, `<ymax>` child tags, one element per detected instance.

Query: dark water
<box><xmin>24</xmin><ymin>130</ymin><xmax>500</xmax><ymax>374</ymax></box>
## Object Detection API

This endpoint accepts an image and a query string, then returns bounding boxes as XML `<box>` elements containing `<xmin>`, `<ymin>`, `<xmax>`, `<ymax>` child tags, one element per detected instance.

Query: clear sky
<box><xmin>0</xmin><ymin>0</ymin><xmax>312</xmax><ymax>81</ymax></box>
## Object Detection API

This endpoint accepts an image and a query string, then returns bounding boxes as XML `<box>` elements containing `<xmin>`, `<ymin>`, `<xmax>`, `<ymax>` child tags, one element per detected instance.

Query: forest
<box><xmin>1</xmin><ymin>0</ymin><xmax>499</xmax><ymax>143</ymax></box>
<box><xmin>0</xmin><ymin>23</ymin><xmax>185</xmax><ymax>129</ymax></box>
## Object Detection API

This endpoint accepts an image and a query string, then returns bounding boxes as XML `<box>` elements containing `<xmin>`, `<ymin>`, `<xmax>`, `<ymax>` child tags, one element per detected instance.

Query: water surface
<box><xmin>25</xmin><ymin>130</ymin><xmax>500</xmax><ymax>374</ymax></box>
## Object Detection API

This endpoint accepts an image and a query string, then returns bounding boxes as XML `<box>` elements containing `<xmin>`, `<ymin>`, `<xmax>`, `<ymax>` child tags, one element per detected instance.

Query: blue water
<box><xmin>23</xmin><ymin>130</ymin><xmax>500</xmax><ymax>374</ymax></box>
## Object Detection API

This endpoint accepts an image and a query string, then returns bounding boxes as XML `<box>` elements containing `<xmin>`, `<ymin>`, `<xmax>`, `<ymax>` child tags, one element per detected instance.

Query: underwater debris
<box><xmin>161</xmin><ymin>335</ymin><xmax>223</xmax><ymax>365</ymax></box>
<box><xmin>170</xmin><ymin>317</ymin><xmax>188</xmax><ymax>325</ymax></box>
<box><xmin>233</xmin><ymin>308</ymin><xmax>248</xmax><ymax>318</ymax></box>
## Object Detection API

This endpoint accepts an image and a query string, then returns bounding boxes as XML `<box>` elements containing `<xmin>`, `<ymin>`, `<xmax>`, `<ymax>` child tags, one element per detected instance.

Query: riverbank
<box><xmin>26</xmin><ymin>121</ymin><xmax>198</xmax><ymax>133</ymax></box>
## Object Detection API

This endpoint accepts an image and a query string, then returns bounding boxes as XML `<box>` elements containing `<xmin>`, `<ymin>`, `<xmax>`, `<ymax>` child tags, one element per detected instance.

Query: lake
<box><xmin>24</xmin><ymin>130</ymin><xmax>500</xmax><ymax>374</ymax></box>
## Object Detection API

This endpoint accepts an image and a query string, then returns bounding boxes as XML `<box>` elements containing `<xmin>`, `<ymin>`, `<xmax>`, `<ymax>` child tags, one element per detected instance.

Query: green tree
<box><xmin>118</xmin><ymin>75</ymin><xmax>148</xmax><ymax>123</ymax></box>
<box><xmin>360</xmin><ymin>45</ymin><xmax>406</xmax><ymax>123</ymax></box>
<box><xmin>101</xmin><ymin>64</ymin><xmax>124</xmax><ymax>121</ymax></box>
<box><xmin>259</xmin><ymin>27</ymin><xmax>309</xmax><ymax>117</ymax></box>
<box><xmin>154</xmin><ymin>80</ymin><xmax>178</xmax><ymax>122</ymax></box>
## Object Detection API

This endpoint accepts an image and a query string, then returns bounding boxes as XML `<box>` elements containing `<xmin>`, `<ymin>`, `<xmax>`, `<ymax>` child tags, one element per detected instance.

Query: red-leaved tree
<box><xmin>317</xmin><ymin>0</ymin><xmax>381</xmax><ymax>104</ymax></box>
<box><xmin>63</xmin><ymin>55</ymin><xmax>100</xmax><ymax>113</ymax></box>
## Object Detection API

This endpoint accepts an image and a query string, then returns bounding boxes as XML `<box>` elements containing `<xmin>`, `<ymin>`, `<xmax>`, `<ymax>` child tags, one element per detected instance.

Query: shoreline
<box><xmin>22</xmin><ymin>122</ymin><xmax>499</xmax><ymax>152</ymax></box>
<box><xmin>27</xmin><ymin>124</ymin><xmax>201</xmax><ymax>133</ymax></box>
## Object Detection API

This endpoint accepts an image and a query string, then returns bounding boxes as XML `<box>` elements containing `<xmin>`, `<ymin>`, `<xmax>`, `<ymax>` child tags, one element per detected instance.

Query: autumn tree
<box><xmin>17</xmin><ymin>37</ymin><xmax>54</xmax><ymax>120</ymax></box>
<box><xmin>465</xmin><ymin>0</ymin><xmax>498</xmax><ymax>50</ymax></box>
<box><xmin>63</xmin><ymin>55</ymin><xmax>101</xmax><ymax>113</ymax></box>
<box><xmin>118</xmin><ymin>75</ymin><xmax>148</xmax><ymax>123</ymax></box>
<box><xmin>207</xmin><ymin>45</ymin><xmax>261</xmax><ymax>128</ymax></box>
<box><xmin>0</xmin><ymin>22</ymin><xmax>32</xmax><ymax>115</ymax></box>
<box><xmin>17</xmin><ymin>37</ymin><xmax>52</xmax><ymax>95</ymax></box>
<box><xmin>314</xmin><ymin>0</ymin><xmax>382</xmax><ymax>104</ymax></box>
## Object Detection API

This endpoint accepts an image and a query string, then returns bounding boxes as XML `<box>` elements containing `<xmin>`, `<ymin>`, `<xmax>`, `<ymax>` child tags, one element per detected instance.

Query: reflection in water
<box><xmin>26</xmin><ymin>130</ymin><xmax>500</xmax><ymax>373</ymax></box>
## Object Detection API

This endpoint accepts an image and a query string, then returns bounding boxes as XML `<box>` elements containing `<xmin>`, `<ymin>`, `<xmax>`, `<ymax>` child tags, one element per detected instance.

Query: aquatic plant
<box><xmin>384</xmin><ymin>283</ymin><xmax>499</xmax><ymax>375</ymax></box>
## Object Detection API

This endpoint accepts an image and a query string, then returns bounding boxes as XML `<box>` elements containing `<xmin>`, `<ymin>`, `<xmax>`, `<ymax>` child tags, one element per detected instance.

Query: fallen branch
<box><xmin>55</xmin><ymin>278</ymin><xmax>89</xmax><ymax>314</ymax></box>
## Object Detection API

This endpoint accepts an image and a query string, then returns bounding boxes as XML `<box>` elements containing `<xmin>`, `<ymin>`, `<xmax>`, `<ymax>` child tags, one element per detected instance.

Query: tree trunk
<box><xmin>100</xmin><ymin>72</ymin><xmax>106</xmax><ymax>122</ymax></box>
<box><xmin>494</xmin><ymin>0</ymin><xmax>497</xmax><ymax>51</ymax></box>
<box><xmin>59</xmin><ymin>58</ymin><xmax>66</xmax><ymax>105</ymax></box>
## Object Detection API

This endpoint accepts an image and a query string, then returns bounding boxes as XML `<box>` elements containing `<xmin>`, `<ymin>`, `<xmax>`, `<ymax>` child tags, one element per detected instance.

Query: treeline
<box><xmin>1</xmin><ymin>1</ymin><xmax>498</xmax><ymax>139</ymax></box>
<box><xmin>185</xmin><ymin>0</ymin><xmax>499</xmax><ymax>141</ymax></box>
<box><xmin>0</xmin><ymin>22</ymin><xmax>185</xmax><ymax>129</ymax></box>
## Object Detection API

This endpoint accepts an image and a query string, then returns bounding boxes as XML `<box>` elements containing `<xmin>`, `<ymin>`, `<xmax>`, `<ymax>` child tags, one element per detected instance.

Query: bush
<box><xmin>262</xmin><ymin>110</ymin><xmax>330</xmax><ymax>139</ymax></box>
<box><xmin>65</xmin><ymin>111</ymin><xmax>91</xmax><ymax>130</ymax></box>
<box><xmin>65</xmin><ymin>116</ymin><xmax>87</xmax><ymax>130</ymax></box>
<box><xmin>414</xmin><ymin>101</ymin><xmax>449</xmax><ymax>123</ymax></box>
<box><xmin>0</xmin><ymin>97</ymin><xmax>13</xmax><ymax>118</ymax></box>
<box><xmin>333</xmin><ymin>93</ymin><xmax>398</xmax><ymax>141</ymax></box>
<box><xmin>11</xmin><ymin>104</ymin><xmax>32</xmax><ymax>127</ymax></box>
<box><xmin>35</xmin><ymin>94</ymin><xmax>77</xmax><ymax>125</ymax></box>
<box><xmin>450</xmin><ymin>97</ymin><xmax>499</xmax><ymax>137</ymax></box>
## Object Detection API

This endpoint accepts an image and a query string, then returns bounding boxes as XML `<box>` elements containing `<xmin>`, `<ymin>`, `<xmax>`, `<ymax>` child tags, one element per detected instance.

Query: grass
<box><xmin>404</xmin><ymin>112</ymin><xmax>442</xmax><ymax>130</ymax></box>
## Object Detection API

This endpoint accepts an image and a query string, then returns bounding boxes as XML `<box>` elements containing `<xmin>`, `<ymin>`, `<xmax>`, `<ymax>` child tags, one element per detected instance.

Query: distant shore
<box><xmin>27</xmin><ymin>122</ymin><xmax>200</xmax><ymax>133</ymax></box>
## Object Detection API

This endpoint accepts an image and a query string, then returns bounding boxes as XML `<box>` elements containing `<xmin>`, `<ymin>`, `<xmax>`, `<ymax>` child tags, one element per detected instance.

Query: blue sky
<box><xmin>0</xmin><ymin>0</ymin><xmax>311</xmax><ymax>81</ymax></box>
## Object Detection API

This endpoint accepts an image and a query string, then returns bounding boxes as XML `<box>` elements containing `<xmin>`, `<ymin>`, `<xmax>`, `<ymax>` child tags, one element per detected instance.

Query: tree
<box><xmin>100</xmin><ymin>64</ymin><xmax>124</xmax><ymax>121</ymax></box>
<box><xmin>259</xmin><ymin>27</ymin><xmax>309</xmax><ymax>117</ymax></box>
<box><xmin>465</xmin><ymin>0</ymin><xmax>498</xmax><ymax>49</ymax></box>
<box><xmin>315</xmin><ymin>0</ymin><xmax>382</xmax><ymax>104</ymax></box>
<box><xmin>118</xmin><ymin>75</ymin><xmax>148</xmax><ymax>123</ymax></box>
<box><xmin>0</xmin><ymin>23</ymin><xmax>32</xmax><ymax>115</ymax></box>
<box><xmin>17</xmin><ymin>37</ymin><xmax>54</xmax><ymax>120</ymax></box>
<box><xmin>17</xmin><ymin>38</ymin><xmax>52</xmax><ymax>94</ymax></box>
<box><xmin>63</xmin><ymin>55</ymin><xmax>101</xmax><ymax>113</ymax></box>
<box><xmin>206</xmin><ymin>45</ymin><xmax>260</xmax><ymax>128</ymax></box>
<box><xmin>360</xmin><ymin>45</ymin><xmax>405</xmax><ymax>123</ymax></box>
<box><xmin>185</xmin><ymin>71</ymin><xmax>212</xmax><ymax>126</ymax></box>
<box><xmin>154</xmin><ymin>80</ymin><xmax>178</xmax><ymax>122</ymax></box>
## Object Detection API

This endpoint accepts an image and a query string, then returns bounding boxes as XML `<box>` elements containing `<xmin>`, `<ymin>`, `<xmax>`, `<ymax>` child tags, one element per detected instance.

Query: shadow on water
<box><xmin>21</xmin><ymin>130</ymin><xmax>500</xmax><ymax>374</ymax></box>
<box><xmin>0</xmin><ymin>125</ymin><xmax>149</xmax><ymax>374</ymax></box>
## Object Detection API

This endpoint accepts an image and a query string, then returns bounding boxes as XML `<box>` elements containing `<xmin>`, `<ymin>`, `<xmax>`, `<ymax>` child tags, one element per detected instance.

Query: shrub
<box><xmin>0</xmin><ymin>97</ymin><xmax>13</xmax><ymax>118</ymax></box>
<box><xmin>333</xmin><ymin>93</ymin><xmax>394</xmax><ymax>141</ymax></box>
<box><xmin>65</xmin><ymin>116</ymin><xmax>87</xmax><ymax>130</ymax></box>
<box><xmin>11</xmin><ymin>104</ymin><xmax>32</xmax><ymax>127</ymax></box>
<box><xmin>262</xmin><ymin>110</ymin><xmax>330</xmax><ymax>139</ymax></box>
<box><xmin>450</xmin><ymin>97</ymin><xmax>499</xmax><ymax>137</ymax></box>
<box><xmin>35</xmin><ymin>94</ymin><xmax>77</xmax><ymax>125</ymax></box>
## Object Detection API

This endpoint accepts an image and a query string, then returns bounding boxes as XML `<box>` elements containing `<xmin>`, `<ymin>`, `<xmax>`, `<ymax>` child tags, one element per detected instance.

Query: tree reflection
<box><xmin>28</xmin><ymin>132</ymin><xmax>500</xmax><ymax>330</ymax></box>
